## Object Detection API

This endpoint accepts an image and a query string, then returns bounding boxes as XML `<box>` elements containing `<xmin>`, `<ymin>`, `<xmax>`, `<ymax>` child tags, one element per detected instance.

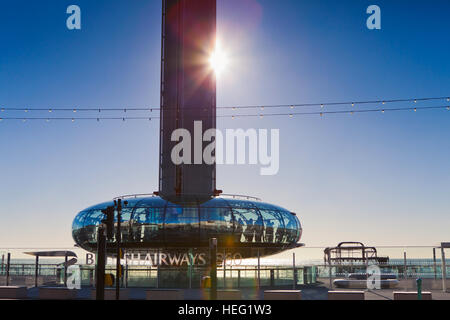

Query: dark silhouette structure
<box><xmin>324</xmin><ymin>242</ymin><xmax>389</xmax><ymax>265</ymax></box>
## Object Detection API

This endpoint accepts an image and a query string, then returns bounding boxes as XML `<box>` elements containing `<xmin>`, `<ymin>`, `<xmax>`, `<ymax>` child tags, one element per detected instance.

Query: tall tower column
<box><xmin>159</xmin><ymin>0</ymin><xmax>217</xmax><ymax>202</ymax></box>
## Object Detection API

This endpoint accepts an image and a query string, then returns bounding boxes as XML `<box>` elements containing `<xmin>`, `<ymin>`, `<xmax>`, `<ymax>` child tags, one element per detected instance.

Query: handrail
<box><xmin>112</xmin><ymin>193</ymin><xmax>262</xmax><ymax>202</ymax></box>
<box><xmin>220</xmin><ymin>194</ymin><xmax>262</xmax><ymax>202</ymax></box>
<box><xmin>113</xmin><ymin>193</ymin><xmax>157</xmax><ymax>200</ymax></box>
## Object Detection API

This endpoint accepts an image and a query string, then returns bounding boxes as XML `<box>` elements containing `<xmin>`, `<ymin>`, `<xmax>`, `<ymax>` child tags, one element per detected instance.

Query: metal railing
<box><xmin>112</xmin><ymin>193</ymin><xmax>262</xmax><ymax>202</ymax></box>
<box><xmin>2</xmin><ymin>245</ymin><xmax>450</xmax><ymax>291</ymax></box>
<box><xmin>0</xmin><ymin>262</ymin><xmax>316</xmax><ymax>289</ymax></box>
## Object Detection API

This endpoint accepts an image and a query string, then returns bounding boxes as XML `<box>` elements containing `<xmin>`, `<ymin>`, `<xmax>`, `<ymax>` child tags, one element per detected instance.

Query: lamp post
<box><xmin>209</xmin><ymin>238</ymin><xmax>217</xmax><ymax>300</ymax></box>
<box><xmin>114</xmin><ymin>199</ymin><xmax>127</xmax><ymax>300</ymax></box>
<box><xmin>6</xmin><ymin>253</ymin><xmax>10</xmax><ymax>286</ymax></box>
<box><xmin>95</xmin><ymin>225</ymin><xmax>107</xmax><ymax>300</ymax></box>
<box><xmin>441</xmin><ymin>242</ymin><xmax>450</xmax><ymax>292</ymax></box>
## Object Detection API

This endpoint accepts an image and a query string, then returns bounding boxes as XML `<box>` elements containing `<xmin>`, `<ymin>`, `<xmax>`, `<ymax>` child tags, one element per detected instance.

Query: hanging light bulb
<box><xmin>289</xmin><ymin>114</ymin><xmax>293</xmax><ymax>118</ymax></box>
<box><xmin>49</xmin><ymin>109</ymin><xmax>52</xmax><ymax>113</ymax></box>
<box><xmin>352</xmin><ymin>103</ymin><xmax>355</xmax><ymax>107</ymax></box>
<box><xmin>71</xmin><ymin>118</ymin><xmax>75</xmax><ymax>122</ymax></box>
<box><xmin>24</xmin><ymin>109</ymin><xmax>28</xmax><ymax>113</ymax></box>
<box><xmin>290</xmin><ymin>106</ymin><xmax>294</xmax><ymax>109</ymax></box>
<box><xmin>320</xmin><ymin>104</ymin><xmax>324</xmax><ymax>109</ymax></box>
<box><xmin>73</xmin><ymin>109</ymin><xmax>77</xmax><ymax>113</ymax></box>
<box><xmin>414</xmin><ymin>108</ymin><xmax>417</xmax><ymax>112</ymax></box>
<box><xmin>46</xmin><ymin>118</ymin><xmax>50</xmax><ymax>122</ymax></box>
<box><xmin>381</xmin><ymin>110</ymin><xmax>385</xmax><ymax>114</ymax></box>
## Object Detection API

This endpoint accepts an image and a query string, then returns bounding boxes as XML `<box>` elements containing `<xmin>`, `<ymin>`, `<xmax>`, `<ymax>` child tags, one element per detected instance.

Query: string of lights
<box><xmin>1</xmin><ymin>105</ymin><xmax>449</xmax><ymax>122</ymax></box>
<box><xmin>0</xmin><ymin>96</ymin><xmax>449</xmax><ymax>113</ymax></box>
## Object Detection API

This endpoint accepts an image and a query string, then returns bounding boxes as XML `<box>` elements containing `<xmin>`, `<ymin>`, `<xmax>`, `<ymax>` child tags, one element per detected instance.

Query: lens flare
<box><xmin>209</xmin><ymin>41</ymin><xmax>229</xmax><ymax>76</ymax></box>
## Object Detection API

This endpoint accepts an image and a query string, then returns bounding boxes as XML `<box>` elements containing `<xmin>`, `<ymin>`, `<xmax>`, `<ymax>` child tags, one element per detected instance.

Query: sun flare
<box><xmin>209</xmin><ymin>41</ymin><xmax>229</xmax><ymax>76</ymax></box>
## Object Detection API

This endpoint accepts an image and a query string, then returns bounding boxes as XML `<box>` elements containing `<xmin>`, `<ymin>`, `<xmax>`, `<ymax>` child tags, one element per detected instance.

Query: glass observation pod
<box><xmin>72</xmin><ymin>195</ymin><xmax>303</xmax><ymax>258</ymax></box>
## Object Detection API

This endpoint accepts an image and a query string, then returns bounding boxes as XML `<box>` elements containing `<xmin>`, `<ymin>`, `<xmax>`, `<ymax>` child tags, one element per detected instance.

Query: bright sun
<box><xmin>209</xmin><ymin>41</ymin><xmax>229</xmax><ymax>76</ymax></box>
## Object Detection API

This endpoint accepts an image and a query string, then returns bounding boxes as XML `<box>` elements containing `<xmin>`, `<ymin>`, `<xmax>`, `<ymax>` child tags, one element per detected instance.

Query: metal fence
<box><xmin>1</xmin><ymin>245</ymin><xmax>450</xmax><ymax>291</ymax></box>
<box><xmin>0</xmin><ymin>263</ymin><xmax>317</xmax><ymax>289</ymax></box>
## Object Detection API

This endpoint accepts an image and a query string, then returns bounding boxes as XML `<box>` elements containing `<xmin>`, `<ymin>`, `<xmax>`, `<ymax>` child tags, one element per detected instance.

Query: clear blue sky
<box><xmin>0</xmin><ymin>0</ymin><xmax>450</xmax><ymax>249</ymax></box>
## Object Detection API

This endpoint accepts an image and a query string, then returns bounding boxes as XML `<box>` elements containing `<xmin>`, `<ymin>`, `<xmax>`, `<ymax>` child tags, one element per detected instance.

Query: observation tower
<box><xmin>72</xmin><ymin>0</ymin><xmax>302</xmax><ymax>259</ymax></box>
